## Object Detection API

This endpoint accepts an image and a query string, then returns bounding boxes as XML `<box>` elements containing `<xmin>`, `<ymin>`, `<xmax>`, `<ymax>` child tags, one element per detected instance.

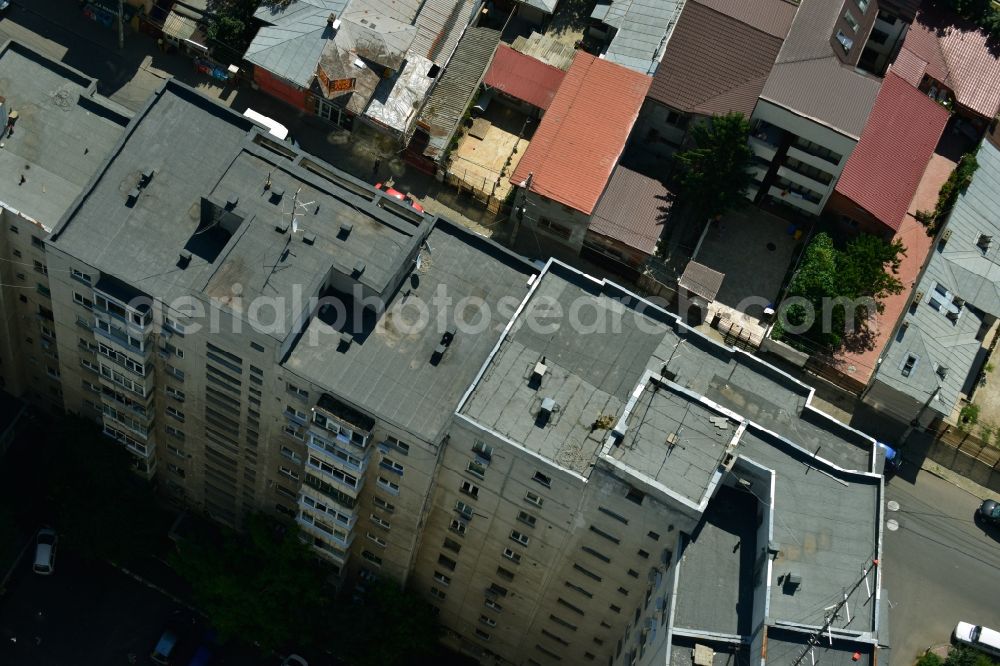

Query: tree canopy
<box><xmin>673</xmin><ymin>112</ymin><xmax>754</xmax><ymax>220</ymax></box>
<box><xmin>774</xmin><ymin>232</ymin><xmax>905</xmax><ymax>352</ymax></box>
<box><xmin>938</xmin><ymin>0</ymin><xmax>1000</xmax><ymax>39</ymax></box>
<box><xmin>204</xmin><ymin>0</ymin><xmax>262</xmax><ymax>63</ymax></box>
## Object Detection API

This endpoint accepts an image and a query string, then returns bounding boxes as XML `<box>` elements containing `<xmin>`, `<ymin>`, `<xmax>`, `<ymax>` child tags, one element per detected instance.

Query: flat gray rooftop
<box><xmin>462</xmin><ymin>264</ymin><xmax>875</xmax><ymax>479</ymax></box>
<box><xmin>51</xmin><ymin>80</ymin><xmax>425</xmax><ymax>339</ymax></box>
<box><xmin>673</xmin><ymin>486</ymin><xmax>756</xmax><ymax>635</ymax></box>
<box><xmin>670</xmin><ymin>635</ymin><xmax>747</xmax><ymax>666</ymax></box>
<box><xmin>284</xmin><ymin>222</ymin><xmax>535</xmax><ymax>442</ymax></box>
<box><xmin>0</xmin><ymin>41</ymin><xmax>129</xmax><ymax>226</ymax></box>
<box><xmin>762</xmin><ymin>629</ymin><xmax>874</xmax><ymax>666</ymax></box>
<box><xmin>738</xmin><ymin>427</ymin><xmax>880</xmax><ymax>630</ymax></box>
<box><xmin>610</xmin><ymin>382</ymin><xmax>734</xmax><ymax>504</ymax></box>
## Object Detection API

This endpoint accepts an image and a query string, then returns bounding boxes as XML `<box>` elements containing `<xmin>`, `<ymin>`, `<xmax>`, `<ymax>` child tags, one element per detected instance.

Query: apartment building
<box><xmin>0</xmin><ymin>41</ymin><xmax>130</xmax><ymax>410</ymax></box>
<box><xmin>12</xmin><ymin>43</ymin><xmax>888</xmax><ymax>665</ymax></box>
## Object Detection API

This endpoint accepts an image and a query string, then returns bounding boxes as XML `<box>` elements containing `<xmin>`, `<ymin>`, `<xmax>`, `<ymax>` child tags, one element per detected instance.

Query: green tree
<box><xmin>44</xmin><ymin>416</ymin><xmax>166</xmax><ymax>565</ymax></box>
<box><xmin>331</xmin><ymin>579</ymin><xmax>443</xmax><ymax>666</ymax></box>
<box><xmin>673</xmin><ymin>112</ymin><xmax>753</xmax><ymax>220</ymax></box>
<box><xmin>204</xmin><ymin>0</ymin><xmax>263</xmax><ymax>63</ymax></box>
<box><xmin>774</xmin><ymin>232</ymin><xmax>905</xmax><ymax>352</ymax></box>
<box><xmin>170</xmin><ymin>513</ymin><xmax>330</xmax><ymax>651</ymax></box>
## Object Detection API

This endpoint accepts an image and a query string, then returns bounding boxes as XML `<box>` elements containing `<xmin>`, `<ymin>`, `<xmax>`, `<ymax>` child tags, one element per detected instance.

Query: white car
<box><xmin>33</xmin><ymin>528</ymin><xmax>57</xmax><ymax>575</ymax></box>
<box><xmin>955</xmin><ymin>621</ymin><xmax>1000</xmax><ymax>658</ymax></box>
<box><xmin>0</xmin><ymin>1</ymin><xmax>10</xmax><ymax>12</ymax></box>
<box><xmin>281</xmin><ymin>656</ymin><xmax>308</xmax><ymax>666</ymax></box>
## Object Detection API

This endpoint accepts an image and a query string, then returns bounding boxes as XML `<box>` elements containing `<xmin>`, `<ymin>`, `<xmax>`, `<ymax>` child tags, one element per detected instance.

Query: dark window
<box><xmin>625</xmin><ymin>487</ymin><xmax>644</xmax><ymax>505</ymax></box>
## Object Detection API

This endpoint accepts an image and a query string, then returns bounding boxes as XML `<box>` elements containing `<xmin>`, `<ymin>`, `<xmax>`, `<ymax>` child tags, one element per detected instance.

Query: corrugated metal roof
<box><xmin>835</xmin><ymin>72</ymin><xmax>949</xmax><ymax>232</ymax></box>
<box><xmin>510</xmin><ymin>52</ymin><xmax>651</xmax><ymax>215</ymax></box>
<box><xmin>594</xmin><ymin>0</ymin><xmax>684</xmax><ymax>75</ymax></box>
<box><xmin>509</xmin><ymin>31</ymin><xmax>576</xmax><ymax>70</ymax></box>
<box><xmin>410</xmin><ymin>0</ymin><xmax>480</xmax><ymax>67</ymax></box>
<box><xmin>647</xmin><ymin>0</ymin><xmax>786</xmax><ymax>118</ymax></box>
<box><xmin>417</xmin><ymin>26</ymin><xmax>501</xmax><ymax>160</ymax></box>
<box><xmin>246</xmin><ymin>0</ymin><xmax>348</xmax><ymax>87</ymax></box>
<box><xmin>759</xmin><ymin>0</ymin><xmax>880</xmax><ymax>138</ymax></box>
<box><xmin>901</xmin><ymin>6</ymin><xmax>1000</xmax><ymax>119</ymax></box>
<box><xmin>875</xmin><ymin>140</ymin><xmax>1000</xmax><ymax>410</ymax></box>
<box><xmin>483</xmin><ymin>44</ymin><xmax>566</xmax><ymax>110</ymax></box>
<box><xmin>693</xmin><ymin>0</ymin><xmax>796</xmax><ymax>39</ymax></box>
<box><xmin>364</xmin><ymin>53</ymin><xmax>436</xmax><ymax>134</ymax></box>
<box><xmin>588</xmin><ymin>165</ymin><xmax>670</xmax><ymax>255</ymax></box>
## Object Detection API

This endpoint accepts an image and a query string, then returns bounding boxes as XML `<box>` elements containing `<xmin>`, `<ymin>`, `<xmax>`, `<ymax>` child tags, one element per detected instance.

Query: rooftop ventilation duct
<box><xmin>177</xmin><ymin>250</ymin><xmax>192</xmax><ymax>269</ymax></box>
<box><xmin>538</xmin><ymin>397</ymin><xmax>557</xmax><ymax>426</ymax></box>
<box><xmin>431</xmin><ymin>343</ymin><xmax>448</xmax><ymax>365</ymax></box>
<box><xmin>303</xmin><ymin>232</ymin><xmax>316</xmax><ymax>245</ymax></box>
<box><xmin>352</xmin><ymin>261</ymin><xmax>366</xmax><ymax>276</ymax></box>
<box><xmin>530</xmin><ymin>357</ymin><xmax>547</xmax><ymax>386</ymax></box>
<box><xmin>338</xmin><ymin>332</ymin><xmax>353</xmax><ymax>351</ymax></box>
<box><xmin>225</xmin><ymin>194</ymin><xmax>239</xmax><ymax>210</ymax></box>
<box><xmin>338</xmin><ymin>222</ymin><xmax>353</xmax><ymax>239</ymax></box>
<box><xmin>441</xmin><ymin>326</ymin><xmax>457</xmax><ymax>347</ymax></box>
<box><xmin>269</xmin><ymin>187</ymin><xmax>284</xmax><ymax>204</ymax></box>
<box><xmin>140</xmin><ymin>169</ymin><xmax>155</xmax><ymax>187</ymax></box>
<box><xmin>126</xmin><ymin>188</ymin><xmax>140</xmax><ymax>207</ymax></box>
<box><xmin>275</xmin><ymin>220</ymin><xmax>290</xmax><ymax>234</ymax></box>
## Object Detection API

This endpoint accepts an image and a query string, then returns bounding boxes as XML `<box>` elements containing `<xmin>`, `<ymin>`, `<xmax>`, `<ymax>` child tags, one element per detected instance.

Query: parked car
<box><xmin>32</xmin><ymin>528</ymin><xmax>57</xmax><ymax>575</ymax></box>
<box><xmin>281</xmin><ymin>656</ymin><xmax>308</xmax><ymax>666</ymax></box>
<box><xmin>0</xmin><ymin>1</ymin><xmax>10</xmax><ymax>13</ymax></box>
<box><xmin>976</xmin><ymin>498</ymin><xmax>1000</xmax><ymax>526</ymax></box>
<box><xmin>151</xmin><ymin>624</ymin><xmax>180</xmax><ymax>665</ymax></box>
<box><xmin>954</xmin><ymin>621</ymin><xmax>1000</xmax><ymax>658</ymax></box>
<box><xmin>375</xmin><ymin>182</ymin><xmax>425</xmax><ymax>213</ymax></box>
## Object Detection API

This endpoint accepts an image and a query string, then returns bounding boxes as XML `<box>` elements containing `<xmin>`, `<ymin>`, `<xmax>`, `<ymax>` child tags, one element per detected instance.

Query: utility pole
<box><xmin>118</xmin><ymin>0</ymin><xmax>125</xmax><ymax>50</ymax></box>
<box><xmin>791</xmin><ymin>559</ymin><xmax>878</xmax><ymax>666</ymax></box>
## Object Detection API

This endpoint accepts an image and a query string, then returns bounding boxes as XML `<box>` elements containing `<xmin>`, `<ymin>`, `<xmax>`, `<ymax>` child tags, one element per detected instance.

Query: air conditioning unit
<box><xmin>940</xmin><ymin>229</ymin><xmax>952</xmax><ymax>243</ymax></box>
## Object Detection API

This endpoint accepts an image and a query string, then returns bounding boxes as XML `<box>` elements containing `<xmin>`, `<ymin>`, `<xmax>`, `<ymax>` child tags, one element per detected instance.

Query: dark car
<box><xmin>977</xmin><ymin>499</ymin><xmax>1000</xmax><ymax>525</ymax></box>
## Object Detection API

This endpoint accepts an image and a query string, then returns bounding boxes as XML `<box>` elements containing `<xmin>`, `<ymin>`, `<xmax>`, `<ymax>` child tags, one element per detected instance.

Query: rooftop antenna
<box><xmin>285</xmin><ymin>187</ymin><xmax>315</xmax><ymax>235</ymax></box>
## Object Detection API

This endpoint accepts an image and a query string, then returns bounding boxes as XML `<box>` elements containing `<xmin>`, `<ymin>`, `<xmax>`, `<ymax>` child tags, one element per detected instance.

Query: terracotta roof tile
<box><xmin>509</xmin><ymin>52</ymin><xmax>651</xmax><ymax>215</ymax></box>
<box><xmin>834</xmin><ymin>72</ymin><xmax>949</xmax><ymax>232</ymax></box>
<box><xmin>483</xmin><ymin>45</ymin><xmax>566</xmax><ymax>111</ymax></box>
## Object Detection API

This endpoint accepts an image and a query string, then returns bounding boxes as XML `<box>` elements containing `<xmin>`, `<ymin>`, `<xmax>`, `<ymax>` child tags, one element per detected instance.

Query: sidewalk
<box><xmin>919</xmin><ymin>458</ymin><xmax>995</xmax><ymax>501</ymax></box>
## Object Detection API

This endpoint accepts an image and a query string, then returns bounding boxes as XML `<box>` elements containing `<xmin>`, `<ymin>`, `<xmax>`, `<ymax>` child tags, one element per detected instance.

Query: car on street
<box><xmin>954</xmin><ymin>621</ymin><xmax>1000</xmax><ymax>658</ymax></box>
<box><xmin>0</xmin><ymin>0</ymin><xmax>10</xmax><ymax>13</ymax></box>
<box><xmin>151</xmin><ymin>623</ymin><xmax>180</xmax><ymax>664</ymax></box>
<box><xmin>976</xmin><ymin>498</ymin><xmax>1000</xmax><ymax>526</ymax></box>
<box><xmin>281</xmin><ymin>656</ymin><xmax>308</xmax><ymax>666</ymax></box>
<box><xmin>375</xmin><ymin>182</ymin><xmax>425</xmax><ymax>213</ymax></box>
<box><xmin>32</xmin><ymin>528</ymin><xmax>57</xmax><ymax>575</ymax></box>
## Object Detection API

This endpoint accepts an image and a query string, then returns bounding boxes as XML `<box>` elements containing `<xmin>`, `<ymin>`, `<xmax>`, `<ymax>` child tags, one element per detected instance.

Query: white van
<box><xmin>955</xmin><ymin>621</ymin><xmax>1000</xmax><ymax>658</ymax></box>
<box><xmin>242</xmin><ymin>108</ymin><xmax>290</xmax><ymax>141</ymax></box>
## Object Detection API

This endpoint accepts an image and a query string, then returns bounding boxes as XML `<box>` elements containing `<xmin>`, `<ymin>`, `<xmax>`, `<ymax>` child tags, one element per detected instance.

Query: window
<box><xmin>73</xmin><ymin>292</ymin><xmax>94</xmax><ymax>309</ymax></box>
<box><xmin>8</xmin><ymin>224</ymin><xmax>17</xmax><ymax>234</ymax></box>
<box><xmin>167</xmin><ymin>444</ymin><xmax>185</xmax><ymax>458</ymax></box>
<box><xmin>250</xmin><ymin>341</ymin><xmax>265</xmax><ymax>352</ymax></box>
<box><xmin>557</xmin><ymin>597</ymin><xmax>585</xmax><ymax>615</ymax></box>
<box><xmin>564</xmin><ymin>581</ymin><xmax>593</xmax><ymax>598</ymax></box>
<box><xmin>855</xmin><ymin>0</ymin><xmax>869</xmax><ymax>12</ymax></box>
<box><xmin>496</xmin><ymin>566</ymin><xmax>514</xmax><ymax>581</ymax></box>
<box><xmin>550</xmin><ymin>615</ymin><xmax>578</xmax><ymax>631</ymax></box>
<box><xmin>609</xmin><ymin>604</ymin><xmax>622</xmax><ymax>613</ymax></box>
<box><xmin>433</xmin><ymin>571</ymin><xmax>451</xmax><ymax>586</ymax></box>
<box><xmin>625</xmin><ymin>487</ymin><xmax>645</xmax><ymax>505</ymax></box>
<box><xmin>380</xmin><ymin>456</ymin><xmax>404</xmax><ymax>475</ymax></box>
<box><xmin>617</xmin><ymin>586</ymin><xmax>629</xmax><ymax>596</ymax></box>
<box><xmin>31</xmin><ymin>236</ymin><xmax>45</xmax><ymax>250</ymax></box>
<box><xmin>537</xmin><ymin>217</ymin><xmax>572</xmax><ymax>240</ymax></box>
<box><xmin>443</xmin><ymin>538</ymin><xmax>462</xmax><ymax>554</ymax></box>
<box><xmin>12</xmin><ymin>249</ymin><xmax>21</xmax><ymax>258</ymax></box>
<box><xmin>835</xmin><ymin>29</ymin><xmax>853</xmax><ymax>52</ymax></box>
<box><xmin>502</xmin><ymin>548</ymin><xmax>521</xmax><ymax>564</ymax></box>
<box><xmin>573</xmin><ymin>563</ymin><xmax>602</xmax><ymax>581</ymax></box>
<box><xmin>449</xmin><ymin>519</ymin><xmax>467</xmax><ymax>535</ymax></box>
<box><xmin>589</xmin><ymin>525</ymin><xmax>620</xmax><ymax>544</ymax></box>
<box><xmin>165</xmin><ymin>386</ymin><xmax>185</xmax><ymax>401</ymax></box>
<box><xmin>286</xmin><ymin>382</ymin><xmax>309</xmax><ymax>399</ymax></box>
<box><xmin>582</xmin><ymin>546</ymin><xmax>610</xmax><ymax>563</ymax></box>
<box><xmin>33</xmin><ymin>260</ymin><xmax>47</xmax><ymax>275</ymax></box>
<box><xmin>487</xmin><ymin>583</ymin><xmax>508</xmax><ymax>597</ymax></box>
<box><xmin>377</xmin><ymin>476</ymin><xmax>400</xmax><ymax>494</ymax></box>
<box><xmin>167</xmin><ymin>463</ymin><xmax>186</xmax><ymax>478</ymax></box>
<box><xmin>474</xmin><ymin>628</ymin><xmax>491</xmax><ymax>641</ymax></box>
<box><xmin>430</xmin><ymin>587</ymin><xmax>446</xmax><ymax>600</ymax></box>
<box><xmin>480</xmin><ymin>615</ymin><xmax>497</xmax><ymax>628</ymax></box>
<box><xmin>460</xmin><ymin>480</ymin><xmax>480</xmax><ymax>498</ymax></box>
<box><xmin>842</xmin><ymin>9</ymin><xmax>859</xmax><ymax>31</ymax></box>
<box><xmin>361</xmin><ymin>550</ymin><xmax>383</xmax><ymax>566</ymax></box>
<box><xmin>510</xmin><ymin>530</ymin><xmax>530</xmax><ymax>546</ymax></box>
<box><xmin>517</xmin><ymin>510</ymin><xmax>537</xmax><ymax>528</ymax></box>
<box><xmin>901</xmin><ymin>354</ymin><xmax>918</xmax><ymax>378</ymax></box>
<box><xmin>525</xmin><ymin>491</ymin><xmax>544</xmax><ymax>507</ymax></box>
<box><xmin>285</xmin><ymin>405</ymin><xmax>307</xmax><ymax>422</ymax></box>
<box><xmin>593</xmin><ymin>638</ymin><xmax>604</xmax><ymax>646</ymax></box>
<box><xmin>15</xmin><ymin>273</ymin><xmax>24</xmax><ymax>281</ymax></box>
<box><xmin>627</xmin><ymin>568</ymin><xmax>639</xmax><ymax>578</ymax></box>
<box><xmin>279</xmin><ymin>466</ymin><xmax>299</xmax><ymax>480</ymax></box>
<box><xmin>647</xmin><ymin>531</ymin><xmax>660</xmax><ymax>541</ymax></box>
<box><xmin>598</xmin><ymin>506</ymin><xmax>628</xmax><ymax>524</ymax></box>
<box><xmin>374</xmin><ymin>496</ymin><xmax>396</xmax><ymax>513</ymax></box>
<box><xmin>166</xmin><ymin>406</ymin><xmax>185</xmax><ymax>422</ymax></box>
<box><xmin>71</xmin><ymin>268</ymin><xmax>92</xmax><ymax>284</ymax></box>
<box><xmin>438</xmin><ymin>554</ymin><xmax>457</xmax><ymax>571</ymax></box>
<box><xmin>367</xmin><ymin>532</ymin><xmax>387</xmax><ymax>548</ymax></box>
<box><xmin>385</xmin><ymin>435</ymin><xmax>410</xmax><ymax>455</ymax></box>
<box><xmin>540</xmin><ymin>629</ymin><xmax>569</xmax><ymax>646</ymax></box>
<box><xmin>466</xmin><ymin>460</ymin><xmax>487</xmax><ymax>479</ymax></box>
<box><xmin>485</xmin><ymin>599</ymin><xmax>503</xmax><ymax>612</ymax></box>
<box><xmin>370</xmin><ymin>514</ymin><xmax>391</xmax><ymax>530</ymax></box>
<box><xmin>532</xmin><ymin>471</ymin><xmax>551</xmax><ymax>488</ymax></box>
<box><xmin>455</xmin><ymin>500</ymin><xmax>474</xmax><ymax>520</ymax></box>
<box><xmin>472</xmin><ymin>440</ymin><xmax>493</xmax><ymax>461</ymax></box>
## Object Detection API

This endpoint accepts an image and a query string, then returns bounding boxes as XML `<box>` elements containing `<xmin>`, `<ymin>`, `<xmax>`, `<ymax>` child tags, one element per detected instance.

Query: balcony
<box><xmin>789</xmin><ymin>139</ymin><xmax>841</xmax><ymax>167</ymax></box>
<box><xmin>749</xmin><ymin>121</ymin><xmax>784</xmax><ymax>161</ymax></box>
<box><xmin>305</xmin><ymin>456</ymin><xmax>364</xmax><ymax>498</ymax></box>
<box><xmin>299</xmin><ymin>490</ymin><xmax>357</xmax><ymax>530</ymax></box>
<box><xmin>777</xmin><ymin>165</ymin><xmax>830</xmax><ymax>195</ymax></box>
<box><xmin>785</xmin><ymin>145</ymin><xmax>841</xmax><ymax>174</ymax></box>
<box><xmin>297</xmin><ymin>512</ymin><xmax>354</xmax><ymax>548</ymax></box>
<box><xmin>307</xmin><ymin>434</ymin><xmax>369</xmax><ymax>475</ymax></box>
<box><xmin>767</xmin><ymin>185</ymin><xmax>823</xmax><ymax>215</ymax></box>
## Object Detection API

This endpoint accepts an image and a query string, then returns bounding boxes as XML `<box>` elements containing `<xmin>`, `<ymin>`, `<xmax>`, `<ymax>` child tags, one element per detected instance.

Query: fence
<box><xmin>922</xmin><ymin>426</ymin><xmax>1000</xmax><ymax>492</ymax></box>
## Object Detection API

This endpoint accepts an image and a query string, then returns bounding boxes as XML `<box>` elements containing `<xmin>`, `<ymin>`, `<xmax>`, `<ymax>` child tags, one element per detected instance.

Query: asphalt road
<box><xmin>884</xmin><ymin>471</ymin><xmax>1000</xmax><ymax>665</ymax></box>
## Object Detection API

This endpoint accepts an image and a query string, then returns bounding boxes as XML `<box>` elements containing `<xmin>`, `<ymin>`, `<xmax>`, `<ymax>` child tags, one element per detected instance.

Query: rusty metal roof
<box><xmin>483</xmin><ymin>45</ymin><xmax>566</xmax><ymax>111</ymax></box>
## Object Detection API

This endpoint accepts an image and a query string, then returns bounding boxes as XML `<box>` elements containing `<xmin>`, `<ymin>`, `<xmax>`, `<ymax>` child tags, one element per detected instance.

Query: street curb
<box><xmin>112</xmin><ymin>563</ymin><xmax>201</xmax><ymax>616</ymax></box>
<box><xmin>918</xmin><ymin>460</ymin><xmax>991</xmax><ymax>500</ymax></box>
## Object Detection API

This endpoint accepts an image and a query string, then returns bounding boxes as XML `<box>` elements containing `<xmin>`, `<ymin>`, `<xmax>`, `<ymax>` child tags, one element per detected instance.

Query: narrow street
<box><xmin>883</xmin><ymin>470</ymin><xmax>1000</xmax><ymax>665</ymax></box>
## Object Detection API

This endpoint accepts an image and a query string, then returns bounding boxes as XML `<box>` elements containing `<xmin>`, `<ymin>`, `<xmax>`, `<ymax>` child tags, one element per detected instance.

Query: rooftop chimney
<box><xmin>140</xmin><ymin>169</ymin><xmax>155</xmax><ymax>187</ymax></box>
<box><xmin>126</xmin><ymin>188</ymin><xmax>141</xmax><ymax>207</ymax></box>
<box><xmin>177</xmin><ymin>250</ymin><xmax>192</xmax><ymax>269</ymax></box>
<box><xmin>226</xmin><ymin>194</ymin><xmax>239</xmax><ymax>210</ymax></box>
<box><xmin>353</xmin><ymin>261</ymin><xmax>366</xmax><ymax>276</ymax></box>
<box><xmin>338</xmin><ymin>222</ymin><xmax>353</xmax><ymax>239</ymax></box>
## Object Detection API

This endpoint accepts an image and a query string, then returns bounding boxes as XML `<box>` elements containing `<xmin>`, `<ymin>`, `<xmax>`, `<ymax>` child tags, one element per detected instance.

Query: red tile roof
<box><xmin>900</xmin><ymin>6</ymin><xmax>1000</xmax><ymax>118</ymax></box>
<box><xmin>834</xmin><ymin>72</ymin><xmax>949</xmax><ymax>232</ymax></box>
<box><xmin>588</xmin><ymin>165</ymin><xmax>671</xmax><ymax>255</ymax></box>
<box><xmin>483</xmin><ymin>44</ymin><xmax>566</xmax><ymax>111</ymax></box>
<box><xmin>509</xmin><ymin>52</ymin><xmax>651</xmax><ymax>215</ymax></box>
